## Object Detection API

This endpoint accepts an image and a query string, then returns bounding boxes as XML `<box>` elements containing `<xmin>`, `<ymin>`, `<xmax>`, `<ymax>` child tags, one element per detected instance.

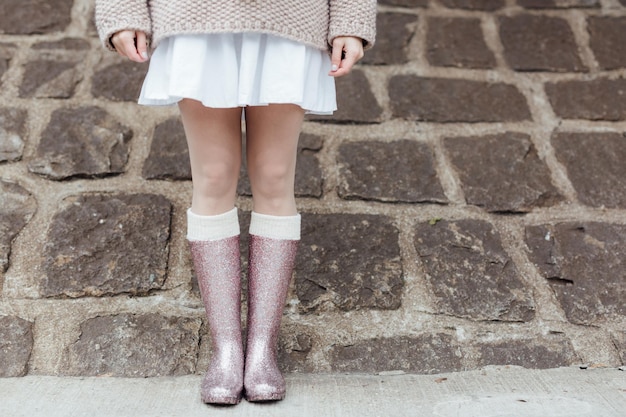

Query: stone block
<box><xmin>444</xmin><ymin>132</ymin><xmax>563</xmax><ymax>212</ymax></box>
<box><xmin>0</xmin><ymin>180</ymin><xmax>37</xmax><ymax>273</ymax></box>
<box><xmin>441</xmin><ymin>0</ymin><xmax>506</xmax><ymax>10</ymax></box>
<box><xmin>337</xmin><ymin>140</ymin><xmax>447</xmax><ymax>204</ymax></box>
<box><xmin>0</xmin><ymin>0</ymin><xmax>73</xmax><ymax>34</ymax></box>
<box><xmin>362</xmin><ymin>13</ymin><xmax>418</xmax><ymax>65</ymax></box>
<box><xmin>278</xmin><ymin>327</ymin><xmax>316</xmax><ymax>372</ymax></box>
<box><xmin>142</xmin><ymin>117</ymin><xmax>191</xmax><ymax>180</ymax></box>
<box><xmin>92</xmin><ymin>61</ymin><xmax>148</xmax><ymax>102</ymax></box>
<box><xmin>517</xmin><ymin>0</ymin><xmax>599</xmax><ymax>8</ymax></box>
<box><xmin>0</xmin><ymin>316</ymin><xmax>34</xmax><ymax>377</ymax></box>
<box><xmin>525</xmin><ymin>222</ymin><xmax>626</xmax><ymax>325</ymax></box>
<box><xmin>499</xmin><ymin>15</ymin><xmax>586</xmax><ymax>72</ymax></box>
<box><xmin>295</xmin><ymin>214</ymin><xmax>404</xmax><ymax>313</ymax></box>
<box><xmin>293</xmin><ymin>134</ymin><xmax>325</xmax><ymax>198</ymax></box>
<box><xmin>552</xmin><ymin>132</ymin><xmax>626</xmax><ymax>208</ymax></box>
<box><xmin>378</xmin><ymin>0</ymin><xmax>428</xmax><ymax>6</ymax></box>
<box><xmin>41</xmin><ymin>194</ymin><xmax>172</xmax><ymax>298</ymax></box>
<box><xmin>546</xmin><ymin>78</ymin><xmax>626</xmax><ymax>121</ymax></box>
<box><xmin>19</xmin><ymin>38</ymin><xmax>89</xmax><ymax>99</ymax></box>
<box><xmin>330</xmin><ymin>334</ymin><xmax>463</xmax><ymax>374</ymax></box>
<box><xmin>588</xmin><ymin>17</ymin><xmax>626</xmax><ymax>70</ymax></box>
<box><xmin>238</xmin><ymin>133</ymin><xmax>324</xmax><ymax>198</ymax></box>
<box><xmin>63</xmin><ymin>314</ymin><xmax>200</xmax><ymax>377</ymax></box>
<box><xmin>390</xmin><ymin>76</ymin><xmax>531</xmax><ymax>122</ymax></box>
<box><xmin>415</xmin><ymin>219</ymin><xmax>535</xmax><ymax>322</ymax></box>
<box><xmin>29</xmin><ymin>106</ymin><xmax>132</xmax><ymax>180</ymax></box>
<box><xmin>20</xmin><ymin>60</ymin><xmax>81</xmax><ymax>99</ymax></box>
<box><xmin>0</xmin><ymin>43</ymin><xmax>16</xmax><ymax>82</ymax></box>
<box><xmin>427</xmin><ymin>17</ymin><xmax>496</xmax><ymax>69</ymax></box>
<box><xmin>476</xmin><ymin>334</ymin><xmax>578</xmax><ymax>368</ymax></box>
<box><xmin>311</xmin><ymin>70</ymin><xmax>383</xmax><ymax>123</ymax></box>
<box><xmin>0</xmin><ymin>107</ymin><xmax>27</xmax><ymax>163</ymax></box>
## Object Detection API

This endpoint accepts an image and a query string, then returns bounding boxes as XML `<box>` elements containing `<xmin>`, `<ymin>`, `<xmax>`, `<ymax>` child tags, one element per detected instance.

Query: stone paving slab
<box><xmin>0</xmin><ymin>368</ymin><xmax>624</xmax><ymax>417</ymax></box>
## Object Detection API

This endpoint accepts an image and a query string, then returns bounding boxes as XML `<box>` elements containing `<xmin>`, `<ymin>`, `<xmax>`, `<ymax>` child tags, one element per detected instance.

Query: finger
<box><xmin>341</xmin><ymin>49</ymin><xmax>359</xmax><ymax>73</ymax></box>
<box><xmin>329</xmin><ymin>38</ymin><xmax>345</xmax><ymax>74</ymax></box>
<box><xmin>112</xmin><ymin>31</ymin><xmax>144</xmax><ymax>62</ymax></box>
<box><xmin>329</xmin><ymin>47</ymin><xmax>360</xmax><ymax>77</ymax></box>
<box><xmin>135</xmin><ymin>31</ymin><xmax>149</xmax><ymax>61</ymax></box>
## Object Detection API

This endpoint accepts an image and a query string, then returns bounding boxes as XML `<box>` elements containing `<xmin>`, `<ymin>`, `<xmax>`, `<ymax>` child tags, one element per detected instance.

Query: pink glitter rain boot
<box><xmin>189</xmin><ymin>236</ymin><xmax>244</xmax><ymax>405</ymax></box>
<box><xmin>244</xmin><ymin>233</ymin><xmax>299</xmax><ymax>402</ymax></box>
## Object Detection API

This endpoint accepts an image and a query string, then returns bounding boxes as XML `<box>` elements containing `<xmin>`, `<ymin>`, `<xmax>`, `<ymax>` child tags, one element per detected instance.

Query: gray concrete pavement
<box><xmin>1</xmin><ymin>367</ymin><xmax>624</xmax><ymax>417</ymax></box>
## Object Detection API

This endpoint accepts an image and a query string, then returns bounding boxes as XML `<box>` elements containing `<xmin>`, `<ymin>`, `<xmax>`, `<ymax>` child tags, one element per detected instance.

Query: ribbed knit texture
<box><xmin>249</xmin><ymin>212</ymin><xmax>301</xmax><ymax>241</ymax></box>
<box><xmin>95</xmin><ymin>0</ymin><xmax>376</xmax><ymax>52</ymax></box>
<box><xmin>187</xmin><ymin>208</ymin><xmax>240</xmax><ymax>241</ymax></box>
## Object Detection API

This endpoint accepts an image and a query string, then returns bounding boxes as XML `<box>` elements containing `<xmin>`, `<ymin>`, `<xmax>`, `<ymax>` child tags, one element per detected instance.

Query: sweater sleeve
<box><xmin>95</xmin><ymin>0</ymin><xmax>152</xmax><ymax>51</ymax></box>
<box><xmin>328</xmin><ymin>0</ymin><xmax>377</xmax><ymax>50</ymax></box>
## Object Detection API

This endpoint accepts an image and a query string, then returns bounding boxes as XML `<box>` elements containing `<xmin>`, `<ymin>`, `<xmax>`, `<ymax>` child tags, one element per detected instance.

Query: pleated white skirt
<box><xmin>138</xmin><ymin>33</ymin><xmax>337</xmax><ymax>115</ymax></box>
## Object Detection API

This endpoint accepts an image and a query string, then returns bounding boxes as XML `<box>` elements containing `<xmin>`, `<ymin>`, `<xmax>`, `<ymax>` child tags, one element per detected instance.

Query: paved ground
<box><xmin>1</xmin><ymin>367</ymin><xmax>625</xmax><ymax>417</ymax></box>
<box><xmin>1</xmin><ymin>1</ymin><xmax>625</xmax><ymax>413</ymax></box>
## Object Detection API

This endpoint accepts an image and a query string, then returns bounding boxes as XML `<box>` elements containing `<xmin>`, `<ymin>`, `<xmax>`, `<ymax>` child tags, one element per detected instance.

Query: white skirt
<box><xmin>138</xmin><ymin>33</ymin><xmax>337</xmax><ymax>115</ymax></box>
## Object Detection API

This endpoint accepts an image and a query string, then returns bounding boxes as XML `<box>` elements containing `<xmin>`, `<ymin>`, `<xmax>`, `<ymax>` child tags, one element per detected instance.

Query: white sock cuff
<box><xmin>249</xmin><ymin>212</ymin><xmax>301</xmax><ymax>240</ymax></box>
<box><xmin>186</xmin><ymin>208</ymin><xmax>240</xmax><ymax>241</ymax></box>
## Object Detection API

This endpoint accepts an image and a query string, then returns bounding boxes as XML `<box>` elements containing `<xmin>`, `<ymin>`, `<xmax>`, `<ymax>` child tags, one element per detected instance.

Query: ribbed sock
<box><xmin>187</xmin><ymin>207</ymin><xmax>240</xmax><ymax>241</ymax></box>
<box><xmin>249</xmin><ymin>212</ymin><xmax>301</xmax><ymax>240</ymax></box>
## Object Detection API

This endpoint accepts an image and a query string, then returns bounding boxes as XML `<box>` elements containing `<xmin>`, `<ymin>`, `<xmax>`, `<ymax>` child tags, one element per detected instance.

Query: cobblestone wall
<box><xmin>1</xmin><ymin>0</ymin><xmax>625</xmax><ymax>377</ymax></box>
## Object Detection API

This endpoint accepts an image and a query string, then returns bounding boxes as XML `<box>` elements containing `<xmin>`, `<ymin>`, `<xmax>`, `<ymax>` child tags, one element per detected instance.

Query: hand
<box><xmin>329</xmin><ymin>36</ymin><xmax>364</xmax><ymax>77</ymax></box>
<box><xmin>110</xmin><ymin>30</ymin><xmax>149</xmax><ymax>63</ymax></box>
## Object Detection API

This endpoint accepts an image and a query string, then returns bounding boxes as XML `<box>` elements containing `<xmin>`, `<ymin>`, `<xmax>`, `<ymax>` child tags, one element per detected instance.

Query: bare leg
<box><xmin>244</xmin><ymin>104</ymin><xmax>305</xmax><ymax>216</ymax></box>
<box><xmin>179</xmin><ymin>99</ymin><xmax>243</xmax><ymax>215</ymax></box>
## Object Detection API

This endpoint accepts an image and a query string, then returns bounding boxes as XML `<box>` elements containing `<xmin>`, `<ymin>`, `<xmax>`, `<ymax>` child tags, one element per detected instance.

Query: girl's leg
<box><xmin>244</xmin><ymin>104</ymin><xmax>304</xmax><ymax>216</ymax></box>
<box><xmin>179</xmin><ymin>99</ymin><xmax>243</xmax><ymax>215</ymax></box>
<box><xmin>178</xmin><ymin>99</ymin><xmax>244</xmax><ymax>404</ymax></box>
<box><xmin>243</xmin><ymin>104</ymin><xmax>304</xmax><ymax>401</ymax></box>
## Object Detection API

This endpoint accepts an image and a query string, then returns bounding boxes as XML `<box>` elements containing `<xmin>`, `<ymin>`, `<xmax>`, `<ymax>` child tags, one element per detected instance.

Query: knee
<box><xmin>249</xmin><ymin>162</ymin><xmax>293</xmax><ymax>198</ymax></box>
<box><xmin>194</xmin><ymin>161</ymin><xmax>240</xmax><ymax>198</ymax></box>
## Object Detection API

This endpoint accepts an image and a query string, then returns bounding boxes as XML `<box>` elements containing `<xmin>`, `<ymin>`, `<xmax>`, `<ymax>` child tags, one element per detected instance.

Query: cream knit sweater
<box><xmin>95</xmin><ymin>0</ymin><xmax>377</xmax><ymax>52</ymax></box>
